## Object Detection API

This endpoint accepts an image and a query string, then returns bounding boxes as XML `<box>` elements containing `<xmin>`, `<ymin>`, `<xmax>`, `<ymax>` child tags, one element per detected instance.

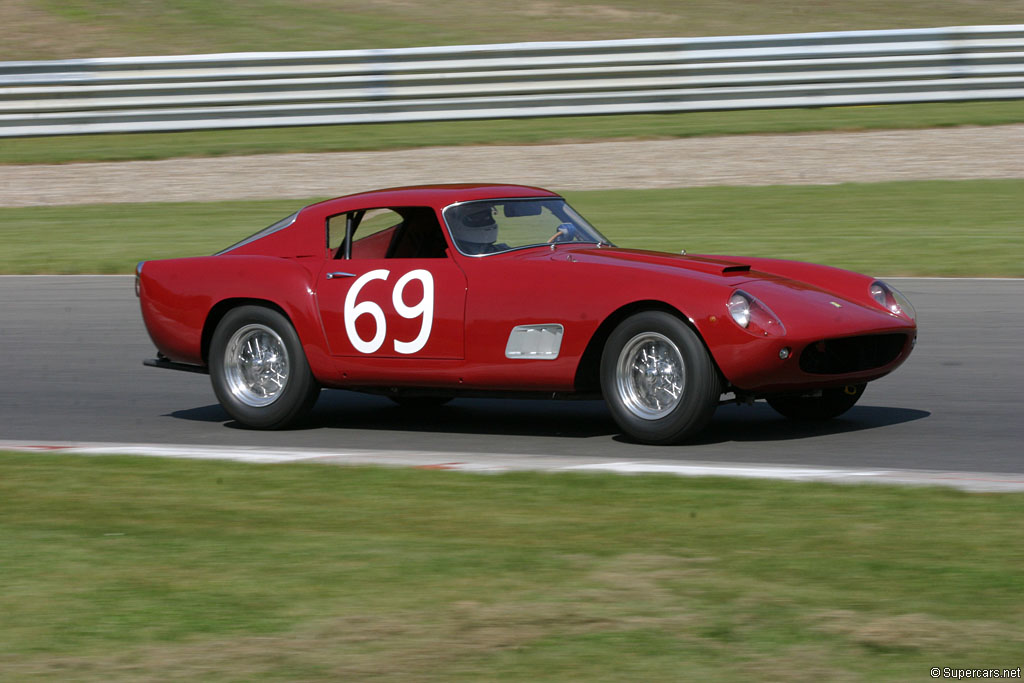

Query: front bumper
<box><xmin>714</xmin><ymin>328</ymin><xmax>916</xmax><ymax>393</ymax></box>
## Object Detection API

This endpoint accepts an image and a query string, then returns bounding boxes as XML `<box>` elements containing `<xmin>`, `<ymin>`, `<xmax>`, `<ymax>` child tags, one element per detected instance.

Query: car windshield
<box><xmin>442</xmin><ymin>198</ymin><xmax>611</xmax><ymax>256</ymax></box>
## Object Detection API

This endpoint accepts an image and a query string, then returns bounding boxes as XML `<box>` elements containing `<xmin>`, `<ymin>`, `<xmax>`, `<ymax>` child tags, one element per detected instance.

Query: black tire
<box><xmin>766</xmin><ymin>383</ymin><xmax>865</xmax><ymax>421</ymax></box>
<box><xmin>209</xmin><ymin>306</ymin><xmax>320</xmax><ymax>429</ymax></box>
<box><xmin>600</xmin><ymin>311</ymin><xmax>721</xmax><ymax>445</ymax></box>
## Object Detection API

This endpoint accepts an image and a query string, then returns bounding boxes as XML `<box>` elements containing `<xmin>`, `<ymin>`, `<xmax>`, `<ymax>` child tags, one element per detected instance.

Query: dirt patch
<box><xmin>2</xmin><ymin>125</ymin><xmax>1023</xmax><ymax>207</ymax></box>
<box><xmin>1</xmin><ymin>0</ymin><xmax>122</xmax><ymax>60</ymax></box>
<box><xmin>811</xmin><ymin>609</ymin><xmax>1016</xmax><ymax>654</ymax></box>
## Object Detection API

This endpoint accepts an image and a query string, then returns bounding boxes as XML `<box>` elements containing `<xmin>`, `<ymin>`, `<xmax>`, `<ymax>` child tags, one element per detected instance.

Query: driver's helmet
<box><xmin>451</xmin><ymin>204</ymin><xmax>498</xmax><ymax>247</ymax></box>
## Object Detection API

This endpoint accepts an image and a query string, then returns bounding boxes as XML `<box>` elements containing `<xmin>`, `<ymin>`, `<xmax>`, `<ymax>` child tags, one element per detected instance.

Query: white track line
<box><xmin>3</xmin><ymin>440</ymin><xmax>1024</xmax><ymax>493</ymax></box>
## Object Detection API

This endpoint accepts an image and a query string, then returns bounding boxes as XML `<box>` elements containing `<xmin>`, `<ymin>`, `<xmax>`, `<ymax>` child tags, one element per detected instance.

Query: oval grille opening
<box><xmin>799</xmin><ymin>334</ymin><xmax>908</xmax><ymax>375</ymax></box>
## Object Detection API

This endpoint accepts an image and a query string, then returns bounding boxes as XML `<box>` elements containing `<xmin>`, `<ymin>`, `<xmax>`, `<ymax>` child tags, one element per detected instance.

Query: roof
<box><xmin>303</xmin><ymin>184</ymin><xmax>560</xmax><ymax>216</ymax></box>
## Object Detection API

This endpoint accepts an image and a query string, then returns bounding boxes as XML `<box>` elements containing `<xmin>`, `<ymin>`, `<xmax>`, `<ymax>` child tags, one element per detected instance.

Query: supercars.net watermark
<box><xmin>931</xmin><ymin>668</ymin><xmax>1021</xmax><ymax>680</ymax></box>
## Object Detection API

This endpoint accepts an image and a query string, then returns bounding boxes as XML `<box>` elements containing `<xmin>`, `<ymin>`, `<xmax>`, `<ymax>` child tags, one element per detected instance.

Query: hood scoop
<box><xmin>664</xmin><ymin>255</ymin><xmax>754</xmax><ymax>276</ymax></box>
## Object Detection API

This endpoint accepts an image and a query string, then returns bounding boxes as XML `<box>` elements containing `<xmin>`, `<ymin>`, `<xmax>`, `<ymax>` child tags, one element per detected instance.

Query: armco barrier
<box><xmin>2</xmin><ymin>24</ymin><xmax>1023</xmax><ymax>137</ymax></box>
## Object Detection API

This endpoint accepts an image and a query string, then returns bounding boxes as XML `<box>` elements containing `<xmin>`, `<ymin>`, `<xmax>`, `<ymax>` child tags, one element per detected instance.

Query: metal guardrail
<box><xmin>2</xmin><ymin>25</ymin><xmax>1024</xmax><ymax>137</ymax></box>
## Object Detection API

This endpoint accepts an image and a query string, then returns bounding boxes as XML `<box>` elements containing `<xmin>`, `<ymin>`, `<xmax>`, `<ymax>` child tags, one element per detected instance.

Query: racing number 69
<box><xmin>343</xmin><ymin>269</ymin><xmax>434</xmax><ymax>354</ymax></box>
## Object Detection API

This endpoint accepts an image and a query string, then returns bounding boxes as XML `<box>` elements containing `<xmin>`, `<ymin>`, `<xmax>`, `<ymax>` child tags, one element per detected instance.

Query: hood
<box><xmin>738</xmin><ymin>276</ymin><xmax>912</xmax><ymax>337</ymax></box>
<box><xmin>558</xmin><ymin>246</ymin><xmax>913</xmax><ymax>336</ymax></box>
<box><xmin>563</xmin><ymin>247</ymin><xmax>757</xmax><ymax>281</ymax></box>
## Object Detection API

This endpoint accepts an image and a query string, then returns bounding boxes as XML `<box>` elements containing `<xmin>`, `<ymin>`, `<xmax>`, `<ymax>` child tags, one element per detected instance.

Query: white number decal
<box><xmin>343</xmin><ymin>269</ymin><xmax>389</xmax><ymax>353</ymax></box>
<box><xmin>392</xmin><ymin>269</ymin><xmax>434</xmax><ymax>355</ymax></box>
<box><xmin>343</xmin><ymin>269</ymin><xmax>435</xmax><ymax>355</ymax></box>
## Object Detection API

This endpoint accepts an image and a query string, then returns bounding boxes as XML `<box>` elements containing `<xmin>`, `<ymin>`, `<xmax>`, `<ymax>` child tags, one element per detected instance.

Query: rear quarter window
<box><xmin>215</xmin><ymin>212</ymin><xmax>299</xmax><ymax>255</ymax></box>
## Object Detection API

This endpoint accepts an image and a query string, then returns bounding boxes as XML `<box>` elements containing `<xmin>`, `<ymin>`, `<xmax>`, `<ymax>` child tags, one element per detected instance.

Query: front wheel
<box><xmin>600</xmin><ymin>311</ymin><xmax>721</xmax><ymax>445</ymax></box>
<box><xmin>209</xmin><ymin>306</ymin><xmax>320</xmax><ymax>429</ymax></box>
<box><xmin>766</xmin><ymin>384</ymin><xmax>865</xmax><ymax>421</ymax></box>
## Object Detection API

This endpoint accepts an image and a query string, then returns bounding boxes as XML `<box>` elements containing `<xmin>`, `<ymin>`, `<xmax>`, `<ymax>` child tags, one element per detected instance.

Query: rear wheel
<box><xmin>209</xmin><ymin>306</ymin><xmax>320</xmax><ymax>429</ymax></box>
<box><xmin>600</xmin><ymin>311</ymin><xmax>721</xmax><ymax>444</ymax></box>
<box><xmin>767</xmin><ymin>384</ymin><xmax>865</xmax><ymax>421</ymax></box>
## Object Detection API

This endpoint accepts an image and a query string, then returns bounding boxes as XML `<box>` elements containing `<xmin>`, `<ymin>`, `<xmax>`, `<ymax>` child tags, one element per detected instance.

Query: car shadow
<box><xmin>168</xmin><ymin>403</ymin><xmax>233</xmax><ymax>422</ymax></box>
<box><xmin>651</xmin><ymin>402</ymin><xmax>931</xmax><ymax>446</ymax></box>
<box><xmin>168</xmin><ymin>389</ymin><xmax>930</xmax><ymax>443</ymax></box>
<box><xmin>168</xmin><ymin>391</ymin><xmax>614</xmax><ymax>436</ymax></box>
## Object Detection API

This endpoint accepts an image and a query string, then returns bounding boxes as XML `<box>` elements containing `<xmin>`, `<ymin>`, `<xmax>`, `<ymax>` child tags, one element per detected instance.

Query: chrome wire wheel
<box><xmin>615</xmin><ymin>332</ymin><xmax>686</xmax><ymax>420</ymax></box>
<box><xmin>210</xmin><ymin>306</ymin><xmax>319</xmax><ymax>430</ymax></box>
<box><xmin>223</xmin><ymin>323</ymin><xmax>290</xmax><ymax>407</ymax></box>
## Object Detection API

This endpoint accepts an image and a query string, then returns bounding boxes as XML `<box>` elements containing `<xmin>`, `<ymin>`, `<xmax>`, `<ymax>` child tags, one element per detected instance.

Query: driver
<box><xmin>450</xmin><ymin>204</ymin><xmax>509</xmax><ymax>255</ymax></box>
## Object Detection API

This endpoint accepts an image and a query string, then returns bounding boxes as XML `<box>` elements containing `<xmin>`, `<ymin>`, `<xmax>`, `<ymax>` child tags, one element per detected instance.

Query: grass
<box><xmin>0</xmin><ymin>199</ymin><xmax>304</xmax><ymax>274</ymax></box>
<box><xmin>2</xmin><ymin>180</ymin><xmax>1022</xmax><ymax>276</ymax></box>
<box><xmin>575</xmin><ymin>182</ymin><xmax>1024</xmax><ymax>278</ymax></box>
<box><xmin>1</xmin><ymin>452</ymin><xmax>1022</xmax><ymax>681</ymax></box>
<box><xmin>7</xmin><ymin>0</ymin><xmax>1024</xmax><ymax>61</ymax></box>
<box><xmin>4</xmin><ymin>101</ymin><xmax>1024</xmax><ymax>165</ymax></box>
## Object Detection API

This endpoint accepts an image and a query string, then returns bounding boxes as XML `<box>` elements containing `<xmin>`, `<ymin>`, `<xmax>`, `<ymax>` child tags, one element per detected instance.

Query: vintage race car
<box><xmin>137</xmin><ymin>184</ymin><xmax>916</xmax><ymax>444</ymax></box>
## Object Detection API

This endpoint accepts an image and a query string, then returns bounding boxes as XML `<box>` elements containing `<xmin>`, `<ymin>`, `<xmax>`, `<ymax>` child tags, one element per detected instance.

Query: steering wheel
<box><xmin>547</xmin><ymin>223</ymin><xmax>577</xmax><ymax>244</ymax></box>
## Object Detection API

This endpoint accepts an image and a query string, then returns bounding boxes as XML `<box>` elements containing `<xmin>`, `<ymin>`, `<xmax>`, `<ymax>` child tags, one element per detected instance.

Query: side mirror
<box><xmin>503</xmin><ymin>202</ymin><xmax>542</xmax><ymax>217</ymax></box>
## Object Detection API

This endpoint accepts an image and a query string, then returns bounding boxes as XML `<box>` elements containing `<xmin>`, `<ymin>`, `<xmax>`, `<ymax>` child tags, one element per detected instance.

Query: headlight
<box><xmin>870</xmin><ymin>280</ymin><xmax>916</xmax><ymax>320</ymax></box>
<box><xmin>727</xmin><ymin>290</ymin><xmax>786</xmax><ymax>337</ymax></box>
<box><xmin>727</xmin><ymin>292</ymin><xmax>750</xmax><ymax>327</ymax></box>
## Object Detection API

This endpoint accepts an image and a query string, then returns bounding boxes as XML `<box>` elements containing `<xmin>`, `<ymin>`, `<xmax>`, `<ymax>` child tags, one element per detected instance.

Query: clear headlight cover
<box><xmin>727</xmin><ymin>290</ymin><xmax>786</xmax><ymax>337</ymax></box>
<box><xmin>870</xmin><ymin>281</ymin><xmax>916</xmax><ymax>320</ymax></box>
<box><xmin>727</xmin><ymin>292</ymin><xmax>750</xmax><ymax>327</ymax></box>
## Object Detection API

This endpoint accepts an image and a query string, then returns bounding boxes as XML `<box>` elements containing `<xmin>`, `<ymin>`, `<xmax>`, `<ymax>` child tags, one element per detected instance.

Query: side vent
<box><xmin>505</xmin><ymin>324</ymin><xmax>564</xmax><ymax>360</ymax></box>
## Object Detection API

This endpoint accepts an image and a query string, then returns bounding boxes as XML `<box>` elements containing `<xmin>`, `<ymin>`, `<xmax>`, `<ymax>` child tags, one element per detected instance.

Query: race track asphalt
<box><xmin>1</xmin><ymin>276</ymin><xmax>1021</xmax><ymax>474</ymax></box>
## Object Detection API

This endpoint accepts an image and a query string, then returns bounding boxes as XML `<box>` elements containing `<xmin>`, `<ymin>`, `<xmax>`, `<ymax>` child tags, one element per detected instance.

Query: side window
<box><xmin>327</xmin><ymin>213</ymin><xmax>349</xmax><ymax>254</ymax></box>
<box><xmin>329</xmin><ymin>207</ymin><xmax>448</xmax><ymax>259</ymax></box>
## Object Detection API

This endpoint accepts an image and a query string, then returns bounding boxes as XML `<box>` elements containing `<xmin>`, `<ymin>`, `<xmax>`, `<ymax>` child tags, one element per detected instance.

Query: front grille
<box><xmin>799</xmin><ymin>333</ymin><xmax>908</xmax><ymax>375</ymax></box>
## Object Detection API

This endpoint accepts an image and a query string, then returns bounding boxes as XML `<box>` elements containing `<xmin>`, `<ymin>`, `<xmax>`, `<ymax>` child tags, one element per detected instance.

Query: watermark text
<box><xmin>931</xmin><ymin>669</ymin><xmax>1021</xmax><ymax>680</ymax></box>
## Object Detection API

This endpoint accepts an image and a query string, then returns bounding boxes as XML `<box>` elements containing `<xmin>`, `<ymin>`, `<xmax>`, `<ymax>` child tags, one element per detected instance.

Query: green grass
<box><xmin>2</xmin><ymin>180</ymin><xmax>1021</xmax><ymax>276</ymax></box>
<box><xmin>0</xmin><ymin>199</ymin><xmax>305</xmax><ymax>274</ymax></box>
<box><xmin>574</xmin><ymin>182</ymin><xmax>1024</xmax><ymax>277</ymax></box>
<box><xmin>1</xmin><ymin>452</ymin><xmax>1022</xmax><ymax>681</ymax></box>
<box><xmin>9</xmin><ymin>0</ymin><xmax>1024</xmax><ymax>61</ymax></box>
<box><xmin>5</xmin><ymin>101</ymin><xmax>1024</xmax><ymax>165</ymax></box>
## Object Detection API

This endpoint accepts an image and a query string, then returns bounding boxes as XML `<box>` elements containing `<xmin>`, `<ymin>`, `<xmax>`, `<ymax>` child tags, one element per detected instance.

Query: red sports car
<box><xmin>137</xmin><ymin>184</ymin><xmax>916</xmax><ymax>444</ymax></box>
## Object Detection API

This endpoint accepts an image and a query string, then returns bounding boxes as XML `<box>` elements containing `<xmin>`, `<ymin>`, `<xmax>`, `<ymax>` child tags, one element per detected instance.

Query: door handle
<box><xmin>326</xmin><ymin>272</ymin><xmax>356</xmax><ymax>280</ymax></box>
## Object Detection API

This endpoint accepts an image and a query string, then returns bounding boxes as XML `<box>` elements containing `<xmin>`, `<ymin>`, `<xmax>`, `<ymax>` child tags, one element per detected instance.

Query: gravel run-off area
<box><xmin>3</xmin><ymin>125</ymin><xmax>1024</xmax><ymax>207</ymax></box>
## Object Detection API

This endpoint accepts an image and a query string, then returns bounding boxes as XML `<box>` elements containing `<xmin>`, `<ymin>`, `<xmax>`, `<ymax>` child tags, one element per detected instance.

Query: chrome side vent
<box><xmin>505</xmin><ymin>324</ymin><xmax>564</xmax><ymax>360</ymax></box>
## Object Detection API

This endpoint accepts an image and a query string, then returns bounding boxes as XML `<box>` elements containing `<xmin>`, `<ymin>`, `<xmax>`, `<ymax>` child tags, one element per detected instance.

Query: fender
<box><xmin>139</xmin><ymin>255</ymin><xmax>332</xmax><ymax>375</ymax></box>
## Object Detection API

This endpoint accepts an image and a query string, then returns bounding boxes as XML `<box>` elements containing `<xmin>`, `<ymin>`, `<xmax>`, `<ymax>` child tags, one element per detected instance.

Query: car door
<box><xmin>315</xmin><ymin>206</ymin><xmax>467</xmax><ymax>359</ymax></box>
